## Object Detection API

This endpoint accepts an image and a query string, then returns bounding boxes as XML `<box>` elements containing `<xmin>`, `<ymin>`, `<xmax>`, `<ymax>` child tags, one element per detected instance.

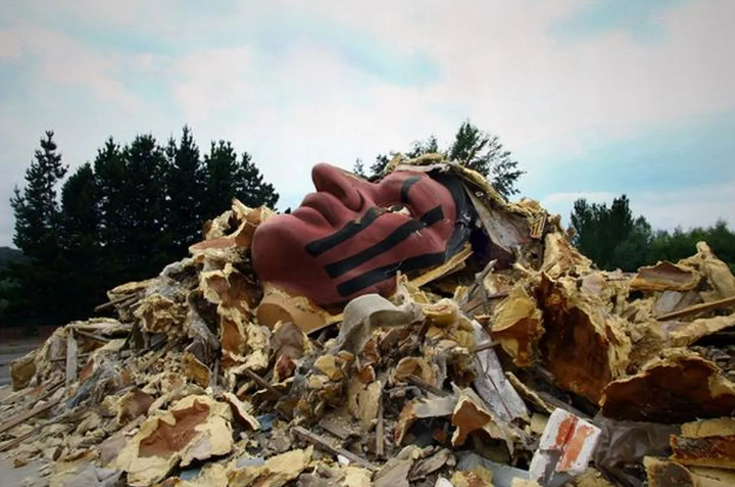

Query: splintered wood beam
<box><xmin>65</xmin><ymin>331</ymin><xmax>78</xmax><ymax>390</ymax></box>
<box><xmin>0</xmin><ymin>397</ymin><xmax>61</xmax><ymax>435</ymax></box>
<box><xmin>656</xmin><ymin>295</ymin><xmax>735</xmax><ymax>321</ymax></box>
<box><xmin>292</xmin><ymin>426</ymin><xmax>378</xmax><ymax>471</ymax></box>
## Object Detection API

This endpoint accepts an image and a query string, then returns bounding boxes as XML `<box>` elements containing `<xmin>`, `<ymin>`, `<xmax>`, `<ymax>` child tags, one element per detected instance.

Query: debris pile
<box><xmin>3</xmin><ymin>157</ymin><xmax>735</xmax><ymax>487</ymax></box>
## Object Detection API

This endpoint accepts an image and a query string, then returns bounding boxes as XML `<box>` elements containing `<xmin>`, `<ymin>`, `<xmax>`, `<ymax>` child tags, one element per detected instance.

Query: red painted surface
<box><xmin>253</xmin><ymin>164</ymin><xmax>457</xmax><ymax>306</ymax></box>
<box><xmin>554</xmin><ymin>414</ymin><xmax>578</xmax><ymax>447</ymax></box>
<box><xmin>558</xmin><ymin>423</ymin><xmax>594</xmax><ymax>471</ymax></box>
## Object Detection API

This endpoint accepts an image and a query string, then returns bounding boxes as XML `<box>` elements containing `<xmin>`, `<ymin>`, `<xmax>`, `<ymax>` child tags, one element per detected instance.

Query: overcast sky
<box><xmin>1</xmin><ymin>0</ymin><xmax>734</xmax><ymax>248</ymax></box>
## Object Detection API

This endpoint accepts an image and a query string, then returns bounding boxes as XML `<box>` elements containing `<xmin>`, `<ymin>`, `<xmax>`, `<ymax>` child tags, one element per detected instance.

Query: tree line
<box><xmin>6</xmin><ymin>119</ymin><xmax>728</xmax><ymax>331</ymax></box>
<box><xmin>1</xmin><ymin>127</ymin><xmax>279</xmax><ymax>329</ymax></box>
<box><xmin>1</xmin><ymin>121</ymin><xmax>525</xmax><ymax>331</ymax></box>
<box><xmin>570</xmin><ymin>195</ymin><xmax>735</xmax><ymax>273</ymax></box>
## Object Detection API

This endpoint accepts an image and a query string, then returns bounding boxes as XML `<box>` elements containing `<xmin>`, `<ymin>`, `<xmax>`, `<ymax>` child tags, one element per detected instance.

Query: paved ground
<box><xmin>0</xmin><ymin>338</ymin><xmax>48</xmax><ymax>486</ymax></box>
<box><xmin>0</xmin><ymin>338</ymin><xmax>44</xmax><ymax>387</ymax></box>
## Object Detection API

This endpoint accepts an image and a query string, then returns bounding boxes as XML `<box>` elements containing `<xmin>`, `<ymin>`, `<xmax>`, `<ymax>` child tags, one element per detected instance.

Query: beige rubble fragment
<box><xmin>491</xmin><ymin>285</ymin><xmax>544</xmax><ymax>367</ymax></box>
<box><xmin>256</xmin><ymin>285</ymin><xmax>333</xmax><ymax>333</ymax></box>
<box><xmin>511</xmin><ymin>479</ymin><xmax>542</xmax><ymax>487</ymax></box>
<box><xmin>601</xmin><ymin>349</ymin><xmax>735</xmax><ymax>422</ymax></box>
<box><xmin>506</xmin><ymin>372</ymin><xmax>555</xmax><ymax>415</ymax></box>
<box><xmin>113</xmin><ymin>395</ymin><xmax>233</xmax><ymax>486</ymax></box>
<box><xmin>644</xmin><ymin>456</ymin><xmax>731</xmax><ymax>487</ymax></box>
<box><xmin>314</xmin><ymin>354</ymin><xmax>344</xmax><ymax>381</ymax></box>
<box><xmin>393</xmin><ymin>357</ymin><xmax>437</xmax><ymax>385</ymax></box>
<box><xmin>542</xmin><ymin>232</ymin><xmax>592</xmax><ymax>278</ymax></box>
<box><xmin>654</xmin><ymin>290</ymin><xmax>701</xmax><ymax>317</ymax></box>
<box><xmin>410</xmin><ymin>244</ymin><xmax>473</xmax><ymax>289</ymax></box>
<box><xmin>10</xmin><ymin>351</ymin><xmax>37</xmax><ymax>391</ymax></box>
<box><xmin>665</xmin><ymin>312</ymin><xmax>735</xmax><ymax>347</ymax></box>
<box><xmin>422</xmin><ymin>299</ymin><xmax>459</xmax><ymax>327</ymax></box>
<box><xmin>631</xmin><ymin>261</ymin><xmax>701</xmax><ymax>292</ymax></box>
<box><xmin>681</xmin><ymin>417</ymin><xmax>735</xmax><ymax>438</ymax></box>
<box><xmin>342</xmin><ymin>465</ymin><xmax>373</xmax><ymax>487</ymax></box>
<box><xmin>680</xmin><ymin>242</ymin><xmax>735</xmax><ymax>300</ymax></box>
<box><xmin>373</xmin><ymin>445</ymin><xmax>421</xmax><ymax>487</ymax></box>
<box><xmin>227</xmin><ymin>447</ymin><xmax>313</xmax><ymax>487</ymax></box>
<box><xmin>182</xmin><ymin>352</ymin><xmax>211</xmax><ymax>388</ymax></box>
<box><xmin>538</xmin><ymin>274</ymin><xmax>631</xmax><ymax>403</ymax></box>
<box><xmin>573</xmin><ymin>468</ymin><xmax>617</xmax><ymax>487</ymax></box>
<box><xmin>451</xmin><ymin>387</ymin><xmax>511</xmax><ymax>452</ymax></box>
<box><xmin>134</xmin><ymin>294</ymin><xmax>188</xmax><ymax>338</ymax></box>
<box><xmin>450</xmin><ymin>466</ymin><xmax>494</xmax><ymax>487</ymax></box>
<box><xmin>193</xmin><ymin>205</ymin><xmax>273</xmax><ymax>262</ymax></box>
<box><xmin>222</xmin><ymin>392</ymin><xmax>260</xmax><ymax>430</ymax></box>
<box><xmin>394</xmin><ymin>394</ymin><xmax>458</xmax><ymax>445</ymax></box>
<box><xmin>670</xmin><ymin>434</ymin><xmax>735</xmax><ymax>470</ymax></box>
<box><xmin>689</xmin><ymin>467</ymin><xmax>735</xmax><ymax>485</ymax></box>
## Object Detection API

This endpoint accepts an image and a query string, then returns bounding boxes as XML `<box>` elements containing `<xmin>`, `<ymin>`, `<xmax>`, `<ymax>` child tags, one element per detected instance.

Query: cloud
<box><xmin>1</xmin><ymin>0</ymin><xmax>735</xmax><ymax>248</ymax></box>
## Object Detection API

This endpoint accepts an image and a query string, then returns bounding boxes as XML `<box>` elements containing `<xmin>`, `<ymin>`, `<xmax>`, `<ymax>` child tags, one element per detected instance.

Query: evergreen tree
<box><xmin>58</xmin><ymin>163</ymin><xmax>103</xmax><ymax>321</ymax></box>
<box><xmin>369</xmin><ymin>154</ymin><xmax>391</xmax><ymax>178</ymax></box>
<box><xmin>6</xmin><ymin>131</ymin><xmax>68</xmax><ymax>327</ymax></box>
<box><xmin>10</xmin><ymin>131</ymin><xmax>68</xmax><ymax>259</ymax></box>
<box><xmin>236</xmin><ymin>152</ymin><xmax>279</xmax><ymax>209</ymax></box>
<box><xmin>203</xmin><ymin>140</ymin><xmax>241</xmax><ymax>219</ymax></box>
<box><xmin>370</xmin><ymin>121</ymin><xmax>524</xmax><ymax>198</ymax></box>
<box><xmin>406</xmin><ymin>135</ymin><xmax>440</xmax><ymax>158</ymax></box>
<box><xmin>448</xmin><ymin>121</ymin><xmax>524</xmax><ymax>198</ymax></box>
<box><xmin>164</xmin><ymin>126</ymin><xmax>205</xmax><ymax>256</ymax></box>
<box><xmin>122</xmin><ymin>134</ymin><xmax>168</xmax><ymax>276</ymax></box>
<box><xmin>203</xmin><ymin>141</ymin><xmax>279</xmax><ymax>217</ymax></box>
<box><xmin>94</xmin><ymin>137</ymin><xmax>129</xmax><ymax>284</ymax></box>
<box><xmin>352</xmin><ymin>158</ymin><xmax>366</xmax><ymax>178</ymax></box>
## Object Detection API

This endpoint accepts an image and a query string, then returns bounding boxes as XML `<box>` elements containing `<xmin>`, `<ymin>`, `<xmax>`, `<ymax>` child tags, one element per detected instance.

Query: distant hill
<box><xmin>0</xmin><ymin>247</ymin><xmax>26</xmax><ymax>268</ymax></box>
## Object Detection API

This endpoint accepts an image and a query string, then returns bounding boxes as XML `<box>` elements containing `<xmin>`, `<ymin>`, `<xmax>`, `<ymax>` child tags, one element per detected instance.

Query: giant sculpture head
<box><xmin>252</xmin><ymin>163</ymin><xmax>476</xmax><ymax>306</ymax></box>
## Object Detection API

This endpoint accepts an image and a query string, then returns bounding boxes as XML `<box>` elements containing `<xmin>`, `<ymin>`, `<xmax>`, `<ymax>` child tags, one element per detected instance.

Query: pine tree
<box><xmin>122</xmin><ymin>134</ymin><xmax>168</xmax><ymax>276</ymax></box>
<box><xmin>352</xmin><ymin>158</ymin><xmax>367</xmax><ymax>178</ymax></box>
<box><xmin>10</xmin><ymin>131</ymin><xmax>68</xmax><ymax>259</ymax></box>
<box><xmin>164</xmin><ymin>126</ymin><xmax>205</xmax><ymax>256</ymax></box>
<box><xmin>236</xmin><ymin>152</ymin><xmax>279</xmax><ymax>209</ymax></box>
<box><xmin>369</xmin><ymin>154</ymin><xmax>391</xmax><ymax>177</ymax></box>
<box><xmin>7</xmin><ymin>131</ymin><xmax>68</xmax><ymax>327</ymax></box>
<box><xmin>58</xmin><ymin>163</ymin><xmax>103</xmax><ymax>321</ymax></box>
<box><xmin>448</xmin><ymin>121</ymin><xmax>524</xmax><ymax>198</ymax></box>
<box><xmin>203</xmin><ymin>140</ymin><xmax>240</xmax><ymax>219</ymax></box>
<box><xmin>202</xmin><ymin>141</ymin><xmax>279</xmax><ymax>217</ymax></box>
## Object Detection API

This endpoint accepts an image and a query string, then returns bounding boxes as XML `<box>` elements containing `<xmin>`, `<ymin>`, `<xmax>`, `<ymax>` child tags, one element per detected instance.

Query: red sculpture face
<box><xmin>252</xmin><ymin>163</ymin><xmax>459</xmax><ymax>306</ymax></box>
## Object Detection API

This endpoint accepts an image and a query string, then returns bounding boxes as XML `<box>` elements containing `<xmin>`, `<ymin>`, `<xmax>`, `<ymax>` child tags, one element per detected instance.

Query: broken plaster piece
<box><xmin>529</xmin><ymin>408</ymin><xmax>601</xmax><ymax>486</ymax></box>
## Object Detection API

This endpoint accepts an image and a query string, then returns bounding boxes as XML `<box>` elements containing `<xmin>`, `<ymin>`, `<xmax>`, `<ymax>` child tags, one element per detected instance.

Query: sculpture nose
<box><xmin>312</xmin><ymin>163</ymin><xmax>367</xmax><ymax>212</ymax></box>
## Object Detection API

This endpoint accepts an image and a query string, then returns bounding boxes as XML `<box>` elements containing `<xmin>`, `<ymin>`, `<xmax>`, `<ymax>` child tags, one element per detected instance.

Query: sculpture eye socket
<box><xmin>387</xmin><ymin>204</ymin><xmax>411</xmax><ymax>216</ymax></box>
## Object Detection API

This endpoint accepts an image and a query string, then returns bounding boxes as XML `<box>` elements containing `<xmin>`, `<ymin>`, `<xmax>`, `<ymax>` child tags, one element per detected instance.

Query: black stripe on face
<box><xmin>305</xmin><ymin>207</ymin><xmax>382</xmax><ymax>257</ymax></box>
<box><xmin>400</xmin><ymin>176</ymin><xmax>421</xmax><ymax>204</ymax></box>
<box><xmin>337</xmin><ymin>252</ymin><xmax>446</xmax><ymax>297</ymax></box>
<box><xmin>324</xmin><ymin>205</ymin><xmax>444</xmax><ymax>279</ymax></box>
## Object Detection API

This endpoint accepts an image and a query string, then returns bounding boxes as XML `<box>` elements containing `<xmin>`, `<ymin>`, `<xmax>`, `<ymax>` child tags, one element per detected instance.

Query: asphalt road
<box><xmin>0</xmin><ymin>338</ymin><xmax>47</xmax><ymax>486</ymax></box>
<box><xmin>0</xmin><ymin>339</ymin><xmax>43</xmax><ymax>387</ymax></box>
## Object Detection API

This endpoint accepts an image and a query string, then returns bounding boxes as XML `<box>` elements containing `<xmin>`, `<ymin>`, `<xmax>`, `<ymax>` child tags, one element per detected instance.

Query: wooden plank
<box><xmin>376</xmin><ymin>397</ymin><xmax>385</xmax><ymax>458</ymax></box>
<box><xmin>65</xmin><ymin>331</ymin><xmax>78</xmax><ymax>390</ymax></box>
<box><xmin>656</xmin><ymin>295</ymin><xmax>735</xmax><ymax>321</ymax></box>
<box><xmin>292</xmin><ymin>426</ymin><xmax>378</xmax><ymax>471</ymax></box>
<box><xmin>0</xmin><ymin>397</ymin><xmax>61</xmax><ymax>435</ymax></box>
<box><xmin>243</xmin><ymin>368</ymin><xmax>283</xmax><ymax>399</ymax></box>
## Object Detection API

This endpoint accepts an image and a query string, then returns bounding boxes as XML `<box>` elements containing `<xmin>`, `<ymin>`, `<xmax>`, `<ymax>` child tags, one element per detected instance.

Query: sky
<box><xmin>1</xmin><ymin>0</ymin><xmax>734</xmax><ymax>248</ymax></box>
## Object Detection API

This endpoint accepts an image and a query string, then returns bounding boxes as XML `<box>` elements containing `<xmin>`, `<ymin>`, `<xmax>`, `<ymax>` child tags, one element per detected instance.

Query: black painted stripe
<box><xmin>337</xmin><ymin>252</ymin><xmax>446</xmax><ymax>297</ymax></box>
<box><xmin>305</xmin><ymin>207</ymin><xmax>382</xmax><ymax>257</ymax></box>
<box><xmin>324</xmin><ymin>205</ymin><xmax>445</xmax><ymax>278</ymax></box>
<box><xmin>400</xmin><ymin>176</ymin><xmax>421</xmax><ymax>203</ymax></box>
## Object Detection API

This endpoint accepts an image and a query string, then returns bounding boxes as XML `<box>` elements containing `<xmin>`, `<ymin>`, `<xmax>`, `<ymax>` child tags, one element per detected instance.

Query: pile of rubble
<box><xmin>2</xmin><ymin>161</ymin><xmax>735</xmax><ymax>487</ymax></box>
